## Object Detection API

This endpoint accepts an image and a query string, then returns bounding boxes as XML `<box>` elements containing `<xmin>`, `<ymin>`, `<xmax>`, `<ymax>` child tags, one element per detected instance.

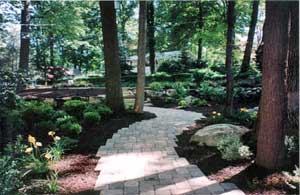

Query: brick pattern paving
<box><xmin>95</xmin><ymin>106</ymin><xmax>245</xmax><ymax>195</ymax></box>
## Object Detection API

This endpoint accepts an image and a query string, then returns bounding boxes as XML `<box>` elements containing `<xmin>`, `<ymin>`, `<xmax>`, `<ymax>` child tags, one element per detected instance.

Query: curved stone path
<box><xmin>95</xmin><ymin>106</ymin><xmax>245</xmax><ymax>195</ymax></box>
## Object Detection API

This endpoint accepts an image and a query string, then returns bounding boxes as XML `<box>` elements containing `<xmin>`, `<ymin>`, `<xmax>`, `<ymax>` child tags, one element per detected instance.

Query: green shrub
<box><xmin>192</xmin><ymin>99</ymin><xmax>208</xmax><ymax>107</ymax></box>
<box><xmin>0</xmin><ymin>156</ymin><xmax>24</xmax><ymax>195</ymax></box>
<box><xmin>93</xmin><ymin>103</ymin><xmax>112</xmax><ymax>117</ymax></box>
<box><xmin>56</xmin><ymin>115</ymin><xmax>82</xmax><ymax>135</ymax></box>
<box><xmin>150</xmin><ymin>72</ymin><xmax>172</xmax><ymax>82</ymax></box>
<box><xmin>83</xmin><ymin>111</ymin><xmax>101</xmax><ymax>126</ymax></box>
<box><xmin>178</xmin><ymin>100</ymin><xmax>188</xmax><ymax>108</ymax></box>
<box><xmin>149</xmin><ymin>82</ymin><xmax>164</xmax><ymax>92</ymax></box>
<box><xmin>62</xmin><ymin>100</ymin><xmax>88</xmax><ymax>120</ymax></box>
<box><xmin>58</xmin><ymin>137</ymin><xmax>78</xmax><ymax>151</ymax></box>
<box><xmin>198</xmin><ymin>82</ymin><xmax>226</xmax><ymax>103</ymax></box>
<box><xmin>230</xmin><ymin>108</ymin><xmax>257</xmax><ymax>127</ymax></box>
<box><xmin>191</xmin><ymin>68</ymin><xmax>224</xmax><ymax>83</ymax></box>
<box><xmin>217</xmin><ymin>134</ymin><xmax>252</xmax><ymax>161</ymax></box>
<box><xmin>172</xmin><ymin>82</ymin><xmax>188</xmax><ymax>98</ymax></box>
<box><xmin>21</xmin><ymin>101</ymin><xmax>55</xmax><ymax>130</ymax></box>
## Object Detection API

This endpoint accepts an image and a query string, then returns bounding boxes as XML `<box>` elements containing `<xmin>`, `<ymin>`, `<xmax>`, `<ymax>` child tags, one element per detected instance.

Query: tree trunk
<box><xmin>49</xmin><ymin>32</ymin><xmax>54</xmax><ymax>67</ymax></box>
<box><xmin>147</xmin><ymin>0</ymin><xmax>155</xmax><ymax>74</ymax></box>
<box><xmin>224</xmin><ymin>0</ymin><xmax>236</xmax><ymax>116</ymax></box>
<box><xmin>240</xmin><ymin>0</ymin><xmax>259</xmax><ymax>73</ymax></box>
<box><xmin>19</xmin><ymin>0</ymin><xmax>30</xmax><ymax>71</ymax></box>
<box><xmin>134</xmin><ymin>1</ymin><xmax>147</xmax><ymax>113</ymax></box>
<box><xmin>256</xmin><ymin>1</ymin><xmax>289</xmax><ymax>169</ymax></box>
<box><xmin>287</xmin><ymin>1</ymin><xmax>299</xmax><ymax>129</ymax></box>
<box><xmin>99</xmin><ymin>1</ymin><xmax>124</xmax><ymax>113</ymax></box>
<box><xmin>197</xmin><ymin>0</ymin><xmax>204</xmax><ymax>63</ymax></box>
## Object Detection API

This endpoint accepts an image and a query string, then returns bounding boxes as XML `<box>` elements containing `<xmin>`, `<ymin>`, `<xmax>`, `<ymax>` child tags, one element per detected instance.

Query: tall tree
<box><xmin>147</xmin><ymin>0</ymin><xmax>155</xmax><ymax>74</ymax></box>
<box><xmin>197</xmin><ymin>0</ymin><xmax>204</xmax><ymax>62</ymax></box>
<box><xmin>19</xmin><ymin>0</ymin><xmax>30</xmax><ymax>71</ymax></box>
<box><xmin>224</xmin><ymin>0</ymin><xmax>236</xmax><ymax>116</ymax></box>
<box><xmin>256</xmin><ymin>1</ymin><xmax>289</xmax><ymax>169</ymax></box>
<box><xmin>99</xmin><ymin>1</ymin><xmax>124</xmax><ymax>113</ymax></box>
<box><xmin>287</xmin><ymin>1</ymin><xmax>299</xmax><ymax>129</ymax></box>
<box><xmin>134</xmin><ymin>1</ymin><xmax>147</xmax><ymax>113</ymax></box>
<box><xmin>240</xmin><ymin>0</ymin><xmax>259</xmax><ymax>73</ymax></box>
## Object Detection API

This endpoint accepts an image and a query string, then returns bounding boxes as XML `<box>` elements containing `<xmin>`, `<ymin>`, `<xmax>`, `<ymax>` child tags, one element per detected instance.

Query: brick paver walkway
<box><xmin>95</xmin><ymin>106</ymin><xmax>245</xmax><ymax>195</ymax></box>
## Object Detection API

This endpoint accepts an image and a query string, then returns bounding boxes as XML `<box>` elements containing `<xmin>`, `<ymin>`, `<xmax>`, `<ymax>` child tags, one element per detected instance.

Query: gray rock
<box><xmin>190</xmin><ymin>124</ymin><xmax>251</xmax><ymax>147</ymax></box>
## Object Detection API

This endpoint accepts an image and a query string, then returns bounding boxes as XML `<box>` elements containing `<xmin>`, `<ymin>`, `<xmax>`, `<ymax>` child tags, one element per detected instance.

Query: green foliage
<box><xmin>58</xmin><ymin>137</ymin><xmax>78</xmax><ymax>151</ymax></box>
<box><xmin>46</xmin><ymin>171</ymin><xmax>59</xmax><ymax>193</ymax></box>
<box><xmin>21</xmin><ymin>101</ymin><xmax>55</xmax><ymax>131</ymax></box>
<box><xmin>150</xmin><ymin>72</ymin><xmax>172</xmax><ymax>82</ymax></box>
<box><xmin>191</xmin><ymin>68</ymin><xmax>225</xmax><ymax>83</ymax></box>
<box><xmin>178</xmin><ymin>100</ymin><xmax>188</xmax><ymax>108</ymax></box>
<box><xmin>62</xmin><ymin>100</ymin><xmax>88</xmax><ymax>120</ymax></box>
<box><xmin>230</xmin><ymin>108</ymin><xmax>257</xmax><ymax>127</ymax></box>
<box><xmin>83</xmin><ymin>111</ymin><xmax>101</xmax><ymax>126</ymax></box>
<box><xmin>191</xmin><ymin>98</ymin><xmax>208</xmax><ymax>107</ymax></box>
<box><xmin>217</xmin><ymin>134</ymin><xmax>243</xmax><ymax>161</ymax></box>
<box><xmin>149</xmin><ymin>82</ymin><xmax>165</xmax><ymax>92</ymax></box>
<box><xmin>0</xmin><ymin>70</ymin><xmax>27</xmax><ymax>107</ymax></box>
<box><xmin>217</xmin><ymin>134</ymin><xmax>252</xmax><ymax>161</ymax></box>
<box><xmin>28</xmin><ymin>156</ymin><xmax>49</xmax><ymax>175</ymax></box>
<box><xmin>90</xmin><ymin>102</ymin><xmax>112</xmax><ymax>117</ymax></box>
<box><xmin>0</xmin><ymin>156</ymin><xmax>24</xmax><ymax>195</ymax></box>
<box><xmin>172</xmin><ymin>82</ymin><xmax>188</xmax><ymax>98</ymax></box>
<box><xmin>56</xmin><ymin>115</ymin><xmax>82</xmax><ymax>135</ymax></box>
<box><xmin>198</xmin><ymin>82</ymin><xmax>226</xmax><ymax>103</ymax></box>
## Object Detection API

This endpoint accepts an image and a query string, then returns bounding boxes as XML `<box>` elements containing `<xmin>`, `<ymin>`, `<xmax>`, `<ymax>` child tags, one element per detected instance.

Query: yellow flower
<box><xmin>25</xmin><ymin>147</ymin><xmax>33</xmax><ymax>154</ymax></box>
<box><xmin>36</xmin><ymin>142</ymin><xmax>42</xmax><ymax>147</ymax></box>
<box><xmin>48</xmin><ymin>131</ymin><xmax>55</xmax><ymax>137</ymax></box>
<box><xmin>44</xmin><ymin>153</ymin><xmax>52</xmax><ymax>160</ymax></box>
<box><xmin>240</xmin><ymin>107</ymin><xmax>248</xmax><ymax>112</ymax></box>
<box><xmin>28</xmin><ymin>135</ymin><xmax>36</xmax><ymax>145</ymax></box>
<box><xmin>54</xmin><ymin>136</ymin><xmax>61</xmax><ymax>141</ymax></box>
<box><xmin>217</xmin><ymin>113</ymin><xmax>221</xmax><ymax>116</ymax></box>
<box><xmin>212</xmin><ymin>111</ymin><xmax>217</xmax><ymax>115</ymax></box>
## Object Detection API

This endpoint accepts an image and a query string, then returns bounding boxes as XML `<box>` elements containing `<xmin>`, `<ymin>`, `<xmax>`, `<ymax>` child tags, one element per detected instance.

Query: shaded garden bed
<box><xmin>175</xmin><ymin>119</ymin><xmax>298</xmax><ymax>195</ymax></box>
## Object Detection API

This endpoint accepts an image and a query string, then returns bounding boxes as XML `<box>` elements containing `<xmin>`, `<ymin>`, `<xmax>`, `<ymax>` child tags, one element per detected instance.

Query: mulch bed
<box><xmin>175</xmin><ymin>109</ymin><xmax>298</xmax><ymax>195</ymax></box>
<box><xmin>54</xmin><ymin>111</ymin><xmax>156</xmax><ymax>195</ymax></box>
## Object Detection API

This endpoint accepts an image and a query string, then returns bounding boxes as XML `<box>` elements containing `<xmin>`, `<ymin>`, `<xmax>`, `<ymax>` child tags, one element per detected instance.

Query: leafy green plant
<box><xmin>178</xmin><ymin>100</ymin><xmax>188</xmax><ymax>108</ymax></box>
<box><xmin>0</xmin><ymin>156</ymin><xmax>24</xmax><ymax>195</ymax></box>
<box><xmin>83</xmin><ymin>111</ymin><xmax>101</xmax><ymax>126</ymax></box>
<box><xmin>198</xmin><ymin>82</ymin><xmax>226</xmax><ymax>103</ymax></box>
<box><xmin>21</xmin><ymin>101</ymin><xmax>55</xmax><ymax>131</ymax></box>
<box><xmin>56</xmin><ymin>115</ymin><xmax>82</xmax><ymax>135</ymax></box>
<box><xmin>46</xmin><ymin>171</ymin><xmax>59</xmax><ymax>193</ymax></box>
<box><xmin>191</xmin><ymin>98</ymin><xmax>208</xmax><ymax>107</ymax></box>
<box><xmin>217</xmin><ymin>134</ymin><xmax>252</xmax><ymax>161</ymax></box>
<box><xmin>217</xmin><ymin>134</ymin><xmax>243</xmax><ymax>161</ymax></box>
<box><xmin>62</xmin><ymin>100</ymin><xmax>88</xmax><ymax>120</ymax></box>
<box><xmin>284</xmin><ymin>135</ymin><xmax>299</xmax><ymax>157</ymax></box>
<box><xmin>172</xmin><ymin>82</ymin><xmax>188</xmax><ymax>98</ymax></box>
<box><xmin>231</xmin><ymin>108</ymin><xmax>257</xmax><ymax>127</ymax></box>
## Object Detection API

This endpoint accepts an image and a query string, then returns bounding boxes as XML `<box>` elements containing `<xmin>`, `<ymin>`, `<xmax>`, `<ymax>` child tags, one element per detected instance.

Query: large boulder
<box><xmin>190</xmin><ymin>124</ymin><xmax>251</xmax><ymax>147</ymax></box>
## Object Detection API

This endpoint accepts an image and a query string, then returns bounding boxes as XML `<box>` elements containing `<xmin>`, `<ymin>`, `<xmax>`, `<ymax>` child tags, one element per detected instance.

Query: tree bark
<box><xmin>99</xmin><ymin>1</ymin><xmax>124</xmax><ymax>113</ymax></box>
<box><xmin>197</xmin><ymin>0</ymin><xmax>204</xmax><ymax>63</ymax></box>
<box><xmin>49</xmin><ymin>32</ymin><xmax>54</xmax><ymax>67</ymax></box>
<box><xmin>134</xmin><ymin>1</ymin><xmax>147</xmax><ymax>113</ymax></box>
<box><xmin>287</xmin><ymin>1</ymin><xmax>299</xmax><ymax>129</ymax></box>
<box><xmin>224</xmin><ymin>0</ymin><xmax>236</xmax><ymax>116</ymax></box>
<box><xmin>240</xmin><ymin>0</ymin><xmax>259</xmax><ymax>73</ymax></box>
<box><xmin>256</xmin><ymin>1</ymin><xmax>289</xmax><ymax>169</ymax></box>
<box><xmin>19</xmin><ymin>0</ymin><xmax>30</xmax><ymax>71</ymax></box>
<box><xmin>147</xmin><ymin>0</ymin><xmax>155</xmax><ymax>74</ymax></box>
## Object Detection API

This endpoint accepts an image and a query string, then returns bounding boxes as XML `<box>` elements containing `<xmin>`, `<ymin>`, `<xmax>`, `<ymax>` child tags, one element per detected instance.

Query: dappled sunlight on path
<box><xmin>94</xmin><ymin>107</ymin><xmax>245</xmax><ymax>195</ymax></box>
